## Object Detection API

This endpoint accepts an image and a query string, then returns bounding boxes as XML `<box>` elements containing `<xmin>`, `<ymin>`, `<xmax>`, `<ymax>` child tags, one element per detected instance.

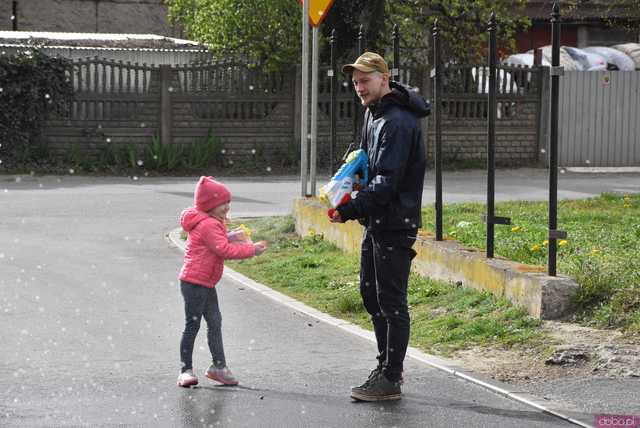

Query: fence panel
<box><xmin>170</xmin><ymin>61</ymin><xmax>297</xmax><ymax>161</ymax></box>
<box><xmin>317</xmin><ymin>64</ymin><xmax>360</xmax><ymax>160</ymax></box>
<box><xmin>43</xmin><ymin>58</ymin><xmax>305</xmax><ymax>163</ymax></box>
<box><xmin>41</xmin><ymin>57</ymin><xmax>550</xmax><ymax>168</ymax></box>
<box><xmin>66</xmin><ymin>58</ymin><xmax>158</xmax><ymax>122</ymax></box>
<box><xmin>43</xmin><ymin>58</ymin><xmax>160</xmax><ymax>159</ymax></box>
<box><xmin>426</xmin><ymin>64</ymin><xmax>543</xmax><ymax>166</ymax></box>
<box><xmin>559</xmin><ymin>71</ymin><xmax>640</xmax><ymax>167</ymax></box>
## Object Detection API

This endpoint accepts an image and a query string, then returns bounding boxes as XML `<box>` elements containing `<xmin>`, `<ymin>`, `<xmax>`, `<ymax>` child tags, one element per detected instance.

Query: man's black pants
<box><xmin>360</xmin><ymin>229</ymin><xmax>417</xmax><ymax>382</ymax></box>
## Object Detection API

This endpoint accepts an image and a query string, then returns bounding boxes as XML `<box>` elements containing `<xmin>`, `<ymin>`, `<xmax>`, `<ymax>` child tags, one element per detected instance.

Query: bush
<box><xmin>0</xmin><ymin>49</ymin><xmax>73</xmax><ymax>164</ymax></box>
<box><xmin>144</xmin><ymin>135</ymin><xmax>183</xmax><ymax>171</ymax></box>
<box><xmin>183</xmin><ymin>132</ymin><xmax>224</xmax><ymax>170</ymax></box>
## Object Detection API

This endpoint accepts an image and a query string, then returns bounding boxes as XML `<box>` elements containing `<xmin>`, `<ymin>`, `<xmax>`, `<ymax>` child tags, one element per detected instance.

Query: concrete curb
<box><xmin>293</xmin><ymin>198</ymin><xmax>579</xmax><ymax>321</ymax></box>
<box><xmin>565</xmin><ymin>167</ymin><xmax>640</xmax><ymax>174</ymax></box>
<box><xmin>166</xmin><ymin>227</ymin><xmax>593</xmax><ymax>428</ymax></box>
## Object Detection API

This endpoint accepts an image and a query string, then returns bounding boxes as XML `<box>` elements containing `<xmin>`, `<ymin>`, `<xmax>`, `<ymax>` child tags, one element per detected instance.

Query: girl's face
<box><xmin>208</xmin><ymin>202</ymin><xmax>230</xmax><ymax>219</ymax></box>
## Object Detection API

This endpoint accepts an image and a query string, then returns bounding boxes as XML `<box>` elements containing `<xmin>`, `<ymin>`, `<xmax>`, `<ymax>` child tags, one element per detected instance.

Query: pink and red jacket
<box><xmin>179</xmin><ymin>207</ymin><xmax>255</xmax><ymax>288</ymax></box>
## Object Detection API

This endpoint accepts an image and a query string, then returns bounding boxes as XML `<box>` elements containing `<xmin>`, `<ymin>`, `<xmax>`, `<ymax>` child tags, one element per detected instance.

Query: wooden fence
<box><xmin>426</xmin><ymin>63</ymin><xmax>545</xmax><ymax>166</ymax></box>
<box><xmin>43</xmin><ymin>57</ymin><xmax>545</xmax><ymax>168</ymax></box>
<box><xmin>43</xmin><ymin>57</ymin><xmax>359</xmax><ymax>168</ymax></box>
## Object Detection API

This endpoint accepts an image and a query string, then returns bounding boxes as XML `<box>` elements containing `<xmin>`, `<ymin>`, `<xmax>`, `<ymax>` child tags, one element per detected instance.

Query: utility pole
<box><xmin>310</xmin><ymin>25</ymin><xmax>319</xmax><ymax>196</ymax></box>
<box><xmin>300</xmin><ymin>0</ymin><xmax>310</xmax><ymax>197</ymax></box>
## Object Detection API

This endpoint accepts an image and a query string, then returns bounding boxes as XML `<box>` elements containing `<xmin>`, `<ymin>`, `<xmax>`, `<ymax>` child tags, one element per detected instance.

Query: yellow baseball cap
<box><xmin>342</xmin><ymin>52</ymin><xmax>389</xmax><ymax>75</ymax></box>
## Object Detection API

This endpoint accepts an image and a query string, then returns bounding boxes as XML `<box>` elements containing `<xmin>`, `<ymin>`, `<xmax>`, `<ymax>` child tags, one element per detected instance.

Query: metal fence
<box><xmin>559</xmin><ymin>70</ymin><xmax>640</xmax><ymax>167</ymax></box>
<box><xmin>430</xmin><ymin>8</ymin><xmax>562</xmax><ymax>275</ymax></box>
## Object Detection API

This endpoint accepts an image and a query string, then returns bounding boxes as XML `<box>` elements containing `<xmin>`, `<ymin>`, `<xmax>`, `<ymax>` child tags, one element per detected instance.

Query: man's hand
<box><xmin>329</xmin><ymin>210</ymin><xmax>344</xmax><ymax>223</ymax></box>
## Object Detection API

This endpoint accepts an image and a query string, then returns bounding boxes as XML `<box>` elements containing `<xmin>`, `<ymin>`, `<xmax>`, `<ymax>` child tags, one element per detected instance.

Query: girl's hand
<box><xmin>254</xmin><ymin>240</ymin><xmax>268</xmax><ymax>256</ymax></box>
<box><xmin>228</xmin><ymin>228</ymin><xmax>248</xmax><ymax>242</ymax></box>
<box><xmin>229</xmin><ymin>224</ymin><xmax>252</xmax><ymax>242</ymax></box>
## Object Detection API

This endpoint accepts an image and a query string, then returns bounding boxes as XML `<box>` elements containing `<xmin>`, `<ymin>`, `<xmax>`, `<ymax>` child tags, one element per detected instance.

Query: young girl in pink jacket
<box><xmin>177</xmin><ymin>176</ymin><xmax>267</xmax><ymax>387</ymax></box>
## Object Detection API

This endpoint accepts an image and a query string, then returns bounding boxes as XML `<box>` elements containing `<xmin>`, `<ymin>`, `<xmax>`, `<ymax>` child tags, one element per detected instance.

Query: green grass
<box><xmin>226</xmin><ymin>216</ymin><xmax>546</xmax><ymax>356</ymax></box>
<box><xmin>195</xmin><ymin>192</ymin><xmax>639</xmax><ymax>360</ymax></box>
<box><xmin>421</xmin><ymin>192</ymin><xmax>640</xmax><ymax>335</ymax></box>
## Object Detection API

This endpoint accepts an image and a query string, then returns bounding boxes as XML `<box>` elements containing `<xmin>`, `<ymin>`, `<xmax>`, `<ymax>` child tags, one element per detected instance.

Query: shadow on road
<box><xmin>178</xmin><ymin>384</ymin><xmax>560</xmax><ymax>425</ymax></box>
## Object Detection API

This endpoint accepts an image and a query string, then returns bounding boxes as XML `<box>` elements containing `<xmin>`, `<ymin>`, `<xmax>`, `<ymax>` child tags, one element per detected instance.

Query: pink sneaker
<box><xmin>205</xmin><ymin>365</ymin><xmax>239</xmax><ymax>386</ymax></box>
<box><xmin>177</xmin><ymin>369</ymin><xmax>198</xmax><ymax>387</ymax></box>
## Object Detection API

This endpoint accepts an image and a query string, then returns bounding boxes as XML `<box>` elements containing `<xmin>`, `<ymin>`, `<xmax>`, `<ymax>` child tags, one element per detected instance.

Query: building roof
<box><xmin>524</xmin><ymin>1</ymin><xmax>640</xmax><ymax>21</ymax></box>
<box><xmin>0</xmin><ymin>31</ymin><xmax>205</xmax><ymax>50</ymax></box>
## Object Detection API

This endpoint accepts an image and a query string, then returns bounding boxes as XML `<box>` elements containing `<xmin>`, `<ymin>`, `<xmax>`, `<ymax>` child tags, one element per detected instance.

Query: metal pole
<box><xmin>329</xmin><ymin>29</ymin><xmax>337</xmax><ymax>176</ymax></box>
<box><xmin>486</xmin><ymin>13</ymin><xmax>497</xmax><ymax>258</ymax></box>
<box><xmin>300</xmin><ymin>0</ymin><xmax>310</xmax><ymax>197</ymax></box>
<box><xmin>310</xmin><ymin>26</ymin><xmax>319</xmax><ymax>196</ymax></box>
<box><xmin>392</xmin><ymin>24</ymin><xmax>400</xmax><ymax>81</ymax></box>
<box><xmin>12</xmin><ymin>1</ymin><xmax>18</xmax><ymax>31</ymax></box>
<box><xmin>353</xmin><ymin>25</ymin><xmax>365</xmax><ymax>144</ymax></box>
<box><xmin>548</xmin><ymin>3</ymin><xmax>561</xmax><ymax>275</ymax></box>
<box><xmin>433</xmin><ymin>20</ymin><xmax>443</xmax><ymax>241</ymax></box>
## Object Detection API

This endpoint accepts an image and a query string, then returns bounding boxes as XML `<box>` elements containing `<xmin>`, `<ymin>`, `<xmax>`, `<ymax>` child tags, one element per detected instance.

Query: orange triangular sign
<box><xmin>299</xmin><ymin>0</ymin><xmax>334</xmax><ymax>27</ymax></box>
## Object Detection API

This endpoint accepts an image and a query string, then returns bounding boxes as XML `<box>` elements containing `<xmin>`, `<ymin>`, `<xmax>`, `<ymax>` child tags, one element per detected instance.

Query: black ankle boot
<box><xmin>351</xmin><ymin>370</ymin><xmax>401</xmax><ymax>401</ymax></box>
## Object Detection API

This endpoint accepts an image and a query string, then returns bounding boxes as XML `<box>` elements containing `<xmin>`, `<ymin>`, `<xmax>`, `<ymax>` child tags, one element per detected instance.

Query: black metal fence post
<box><xmin>484</xmin><ymin>12</ymin><xmax>511</xmax><ymax>258</ymax></box>
<box><xmin>12</xmin><ymin>1</ymin><xmax>18</xmax><ymax>31</ymax></box>
<box><xmin>353</xmin><ymin>25</ymin><xmax>365</xmax><ymax>144</ymax></box>
<box><xmin>486</xmin><ymin>13</ymin><xmax>498</xmax><ymax>258</ymax></box>
<box><xmin>433</xmin><ymin>19</ymin><xmax>443</xmax><ymax>241</ymax></box>
<box><xmin>329</xmin><ymin>29</ymin><xmax>337</xmax><ymax>175</ymax></box>
<box><xmin>357</xmin><ymin>24</ymin><xmax>365</xmax><ymax>57</ymax></box>
<box><xmin>392</xmin><ymin>24</ymin><xmax>400</xmax><ymax>81</ymax></box>
<box><xmin>548</xmin><ymin>2</ymin><xmax>567</xmax><ymax>276</ymax></box>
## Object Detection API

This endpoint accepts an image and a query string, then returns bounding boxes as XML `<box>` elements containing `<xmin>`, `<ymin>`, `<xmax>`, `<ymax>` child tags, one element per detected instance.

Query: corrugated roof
<box><xmin>0</xmin><ymin>43</ymin><xmax>207</xmax><ymax>53</ymax></box>
<box><xmin>524</xmin><ymin>1</ymin><xmax>640</xmax><ymax>21</ymax></box>
<box><xmin>0</xmin><ymin>31</ymin><xmax>205</xmax><ymax>49</ymax></box>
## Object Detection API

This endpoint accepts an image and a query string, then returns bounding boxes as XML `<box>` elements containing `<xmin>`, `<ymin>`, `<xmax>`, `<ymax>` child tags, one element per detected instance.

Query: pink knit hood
<box><xmin>194</xmin><ymin>176</ymin><xmax>231</xmax><ymax>212</ymax></box>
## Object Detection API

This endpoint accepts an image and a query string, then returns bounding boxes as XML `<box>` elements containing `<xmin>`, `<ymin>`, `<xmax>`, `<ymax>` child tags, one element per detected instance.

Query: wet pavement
<box><xmin>0</xmin><ymin>173</ymin><xmax>591</xmax><ymax>427</ymax></box>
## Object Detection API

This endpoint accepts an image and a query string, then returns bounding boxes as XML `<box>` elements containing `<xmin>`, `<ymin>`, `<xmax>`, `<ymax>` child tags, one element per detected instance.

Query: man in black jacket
<box><xmin>331</xmin><ymin>52</ymin><xmax>430</xmax><ymax>401</ymax></box>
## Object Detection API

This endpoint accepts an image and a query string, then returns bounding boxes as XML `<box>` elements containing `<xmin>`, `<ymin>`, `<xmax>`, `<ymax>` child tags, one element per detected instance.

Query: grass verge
<box><xmin>225</xmin><ymin>216</ymin><xmax>547</xmax><ymax>357</ymax></box>
<box><xmin>422</xmin><ymin>192</ymin><xmax>640</xmax><ymax>336</ymax></box>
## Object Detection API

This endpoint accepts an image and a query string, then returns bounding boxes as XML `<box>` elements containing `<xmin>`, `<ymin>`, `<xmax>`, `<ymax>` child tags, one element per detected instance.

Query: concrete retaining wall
<box><xmin>293</xmin><ymin>198</ymin><xmax>578</xmax><ymax>320</ymax></box>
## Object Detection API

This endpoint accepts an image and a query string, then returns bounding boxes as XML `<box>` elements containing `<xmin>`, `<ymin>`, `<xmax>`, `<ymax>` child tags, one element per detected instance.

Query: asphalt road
<box><xmin>0</xmin><ymin>173</ymin><xmax>594</xmax><ymax>427</ymax></box>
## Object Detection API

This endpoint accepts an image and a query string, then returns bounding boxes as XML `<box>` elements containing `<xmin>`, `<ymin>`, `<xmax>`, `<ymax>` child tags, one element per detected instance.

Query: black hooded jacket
<box><xmin>337</xmin><ymin>81</ymin><xmax>431</xmax><ymax>231</ymax></box>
